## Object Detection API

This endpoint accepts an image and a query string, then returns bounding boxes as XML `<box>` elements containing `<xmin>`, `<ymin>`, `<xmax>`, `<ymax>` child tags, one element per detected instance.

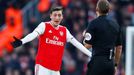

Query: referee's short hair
<box><xmin>50</xmin><ymin>6</ymin><xmax>63</xmax><ymax>14</ymax></box>
<box><xmin>96</xmin><ymin>0</ymin><xmax>110</xmax><ymax>14</ymax></box>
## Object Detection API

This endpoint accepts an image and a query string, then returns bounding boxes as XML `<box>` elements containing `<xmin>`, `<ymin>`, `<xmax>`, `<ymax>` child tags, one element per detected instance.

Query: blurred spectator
<box><xmin>0</xmin><ymin>60</ymin><xmax>5</xmax><ymax>75</ymax></box>
<box><xmin>0</xmin><ymin>0</ymin><xmax>30</xmax><ymax>27</ymax></box>
<box><xmin>0</xmin><ymin>0</ymin><xmax>7</xmax><ymax>27</ymax></box>
<box><xmin>37</xmin><ymin>0</ymin><xmax>51</xmax><ymax>13</ymax></box>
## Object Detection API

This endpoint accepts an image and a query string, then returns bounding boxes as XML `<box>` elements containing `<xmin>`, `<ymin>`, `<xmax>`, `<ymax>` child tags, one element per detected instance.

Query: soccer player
<box><xmin>83</xmin><ymin>0</ymin><xmax>122</xmax><ymax>75</ymax></box>
<box><xmin>11</xmin><ymin>7</ymin><xmax>92</xmax><ymax>75</ymax></box>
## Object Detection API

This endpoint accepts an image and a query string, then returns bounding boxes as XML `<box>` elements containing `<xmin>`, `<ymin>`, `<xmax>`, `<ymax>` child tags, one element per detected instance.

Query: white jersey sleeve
<box><xmin>66</xmin><ymin>29</ymin><xmax>92</xmax><ymax>57</ymax></box>
<box><xmin>21</xmin><ymin>22</ymin><xmax>45</xmax><ymax>44</ymax></box>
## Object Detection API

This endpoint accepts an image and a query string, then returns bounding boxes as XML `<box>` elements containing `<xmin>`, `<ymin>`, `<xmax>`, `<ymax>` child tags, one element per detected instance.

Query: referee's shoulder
<box><xmin>92</xmin><ymin>18</ymin><xmax>98</xmax><ymax>22</ymax></box>
<box><xmin>107</xmin><ymin>18</ymin><xmax>120</xmax><ymax>27</ymax></box>
<box><xmin>89</xmin><ymin>18</ymin><xmax>99</xmax><ymax>25</ymax></box>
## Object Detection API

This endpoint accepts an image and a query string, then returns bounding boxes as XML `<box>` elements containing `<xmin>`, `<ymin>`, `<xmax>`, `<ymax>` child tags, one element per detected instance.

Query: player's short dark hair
<box><xmin>96</xmin><ymin>0</ymin><xmax>110</xmax><ymax>14</ymax></box>
<box><xmin>50</xmin><ymin>6</ymin><xmax>63</xmax><ymax>14</ymax></box>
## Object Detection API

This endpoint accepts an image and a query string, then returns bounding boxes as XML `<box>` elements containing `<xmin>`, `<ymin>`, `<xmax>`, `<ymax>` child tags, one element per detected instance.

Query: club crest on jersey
<box><xmin>49</xmin><ymin>30</ymin><xmax>52</xmax><ymax>33</ymax></box>
<box><xmin>60</xmin><ymin>31</ymin><xmax>63</xmax><ymax>36</ymax></box>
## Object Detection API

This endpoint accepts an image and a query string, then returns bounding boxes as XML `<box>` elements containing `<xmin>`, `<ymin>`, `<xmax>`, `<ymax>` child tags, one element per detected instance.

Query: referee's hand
<box><xmin>11</xmin><ymin>36</ymin><xmax>22</xmax><ymax>48</ymax></box>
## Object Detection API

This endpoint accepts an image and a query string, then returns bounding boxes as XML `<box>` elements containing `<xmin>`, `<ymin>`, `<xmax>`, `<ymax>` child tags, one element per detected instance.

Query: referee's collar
<box><xmin>98</xmin><ymin>15</ymin><xmax>107</xmax><ymax>18</ymax></box>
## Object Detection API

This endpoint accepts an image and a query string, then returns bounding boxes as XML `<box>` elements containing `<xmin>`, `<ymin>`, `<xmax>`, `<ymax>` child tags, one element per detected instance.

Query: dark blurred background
<box><xmin>0</xmin><ymin>0</ymin><xmax>134</xmax><ymax>75</ymax></box>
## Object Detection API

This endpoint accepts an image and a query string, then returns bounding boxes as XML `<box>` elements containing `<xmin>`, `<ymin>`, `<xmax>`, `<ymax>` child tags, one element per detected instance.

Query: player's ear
<box><xmin>50</xmin><ymin>14</ymin><xmax>52</xmax><ymax>19</ymax></box>
<box><xmin>96</xmin><ymin>7</ymin><xmax>99</xmax><ymax>16</ymax></box>
<box><xmin>96</xmin><ymin>6</ymin><xmax>99</xmax><ymax>12</ymax></box>
<box><xmin>61</xmin><ymin>15</ymin><xmax>63</xmax><ymax>19</ymax></box>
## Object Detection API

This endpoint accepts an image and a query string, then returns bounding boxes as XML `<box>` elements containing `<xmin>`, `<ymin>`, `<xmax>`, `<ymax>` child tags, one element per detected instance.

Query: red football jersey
<box><xmin>36</xmin><ymin>22</ymin><xmax>67</xmax><ymax>71</ymax></box>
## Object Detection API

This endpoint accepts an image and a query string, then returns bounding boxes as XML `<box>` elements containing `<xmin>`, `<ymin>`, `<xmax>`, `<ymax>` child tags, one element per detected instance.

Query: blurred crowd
<box><xmin>0</xmin><ymin>0</ymin><xmax>134</xmax><ymax>75</ymax></box>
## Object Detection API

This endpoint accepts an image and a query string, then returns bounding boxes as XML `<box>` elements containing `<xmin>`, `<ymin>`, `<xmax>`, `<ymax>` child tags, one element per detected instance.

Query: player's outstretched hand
<box><xmin>11</xmin><ymin>36</ymin><xmax>22</xmax><ymax>48</ymax></box>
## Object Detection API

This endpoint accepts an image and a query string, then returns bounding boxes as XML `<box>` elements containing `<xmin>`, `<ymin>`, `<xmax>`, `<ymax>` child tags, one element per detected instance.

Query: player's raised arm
<box><xmin>11</xmin><ymin>22</ymin><xmax>45</xmax><ymax>48</ymax></box>
<box><xmin>66</xmin><ymin>29</ymin><xmax>92</xmax><ymax>57</ymax></box>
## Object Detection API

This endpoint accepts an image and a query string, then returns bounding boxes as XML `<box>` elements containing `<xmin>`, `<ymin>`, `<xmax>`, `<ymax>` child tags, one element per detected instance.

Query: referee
<box><xmin>83</xmin><ymin>0</ymin><xmax>122</xmax><ymax>75</ymax></box>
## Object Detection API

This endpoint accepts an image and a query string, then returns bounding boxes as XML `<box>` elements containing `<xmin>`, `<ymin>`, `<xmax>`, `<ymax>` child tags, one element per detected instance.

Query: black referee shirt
<box><xmin>85</xmin><ymin>15</ymin><xmax>122</xmax><ymax>56</ymax></box>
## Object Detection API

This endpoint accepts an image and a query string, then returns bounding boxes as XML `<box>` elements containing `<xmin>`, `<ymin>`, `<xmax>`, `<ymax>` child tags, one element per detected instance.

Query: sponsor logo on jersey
<box><xmin>46</xmin><ymin>38</ymin><xmax>64</xmax><ymax>46</ymax></box>
<box><xmin>49</xmin><ymin>30</ymin><xmax>52</xmax><ymax>33</ymax></box>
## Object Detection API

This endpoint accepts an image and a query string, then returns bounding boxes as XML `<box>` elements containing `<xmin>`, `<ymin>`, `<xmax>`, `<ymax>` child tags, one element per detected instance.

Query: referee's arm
<box><xmin>115</xmin><ymin>45</ymin><xmax>122</xmax><ymax>66</ymax></box>
<box><xmin>114</xmin><ymin>28</ymin><xmax>122</xmax><ymax>67</ymax></box>
<box><xmin>83</xmin><ymin>22</ymin><xmax>95</xmax><ymax>49</ymax></box>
